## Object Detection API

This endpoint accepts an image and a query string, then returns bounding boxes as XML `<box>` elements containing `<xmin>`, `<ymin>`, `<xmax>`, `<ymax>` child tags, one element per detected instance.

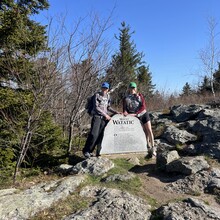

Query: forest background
<box><xmin>0</xmin><ymin>0</ymin><xmax>219</xmax><ymax>184</ymax></box>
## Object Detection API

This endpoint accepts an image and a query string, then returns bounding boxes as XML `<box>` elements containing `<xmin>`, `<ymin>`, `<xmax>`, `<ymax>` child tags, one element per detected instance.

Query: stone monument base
<box><xmin>100</xmin><ymin>114</ymin><xmax>147</xmax><ymax>155</ymax></box>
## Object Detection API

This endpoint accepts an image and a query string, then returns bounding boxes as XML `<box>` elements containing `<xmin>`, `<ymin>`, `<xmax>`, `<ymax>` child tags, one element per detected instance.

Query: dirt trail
<box><xmin>105</xmin><ymin>154</ymin><xmax>220</xmax><ymax>209</ymax></box>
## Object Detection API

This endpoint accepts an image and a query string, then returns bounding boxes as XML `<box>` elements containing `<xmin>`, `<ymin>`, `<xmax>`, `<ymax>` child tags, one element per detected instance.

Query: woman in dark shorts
<box><xmin>123</xmin><ymin>82</ymin><xmax>156</xmax><ymax>157</ymax></box>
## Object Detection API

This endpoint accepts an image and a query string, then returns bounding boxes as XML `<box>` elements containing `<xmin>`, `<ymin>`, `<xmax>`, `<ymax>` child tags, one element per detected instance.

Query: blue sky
<box><xmin>35</xmin><ymin>0</ymin><xmax>220</xmax><ymax>94</ymax></box>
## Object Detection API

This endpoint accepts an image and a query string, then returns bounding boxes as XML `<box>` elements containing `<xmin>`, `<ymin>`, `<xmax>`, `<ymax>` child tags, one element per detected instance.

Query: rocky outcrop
<box><xmin>165</xmin><ymin>156</ymin><xmax>210</xmax><ymax>175</ymax></box>
<box><xmin>164</xmin><ymin>167</ymin><xmax>220</xmax><ymax>196</ymax></box>
<box><xmin>154</xmin><ymin>197</ymin><xmax>220</xmax><ymax>220</ymax></box>
<box><xmin>156</xmin><ymin>150</ymin><xmax>180</xmax><ymax>170</ymax></box>
<box><xmin>153</xmin><ymin>104</ymin><xmax>220</xmax><ymax>159</ymax></box>
<box><xmin>0</xmin><ymin>175</ymin><xmax>85</xmax><ymax>220</ymax></box>
<box><xmin>206</xmin><ymin>168</ymin><xmax>220</xmax><ymax>193</ymax></box>
<box><xmin>57</xmin><ymin>157</ymin><xmax>114</xmax><ymax>176</ymax></box>
<box><xmin>63</xmin><ymin>186</ymin><xmax>151</xmax><ymax>220</ymax></box>
<box><xmin>163</xmin><ymin>125</ymin><xmax>197</xmax><ymax>145</ymax></box>
<box><xmin>170</xmin><ymin>104</ymin><xmax>204</xmax><ymax>122</ymax></box>
<box><xmin>153</xmin><ymin>104</ymin><xmax>220</xmax><ymax>207</ymax></box>
<box><xmin>0</xmin><ymin>104</ymin><xmax>219</xmax><ymax>220</ymax></box>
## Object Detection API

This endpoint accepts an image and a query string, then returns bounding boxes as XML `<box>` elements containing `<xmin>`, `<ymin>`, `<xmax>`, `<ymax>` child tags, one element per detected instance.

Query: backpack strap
<box><xmin>107</xmin><ymin>93</ymin><xmax>110</xmax><ymax>104</ymax></box>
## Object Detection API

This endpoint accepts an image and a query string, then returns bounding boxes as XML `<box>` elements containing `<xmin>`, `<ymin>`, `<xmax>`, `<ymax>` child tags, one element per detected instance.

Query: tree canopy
<box><xmin>0</xmin><ymin>0</ymin><xmax>49</xmax><ymax>85</ymax></box>
<box><xmin>106</xmin><ymin>21</ymin><xmax>155</xmax><ymax>103</ymax></box>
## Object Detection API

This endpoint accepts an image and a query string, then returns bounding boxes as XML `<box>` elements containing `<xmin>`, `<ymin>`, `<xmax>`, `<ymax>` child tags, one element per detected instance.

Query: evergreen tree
<box><xmin>106</xmin><ymin>22</ymin><xmax>143</xmax><ymax>100</ymax></box>
<box><xmin>0</xmin><ymin>0</ymin><xmax>49</xmax><ymax>85</ymax></box>
<box><xmin>180</xmin><ymin>82</ymin><xmax>192</xmax><ymax>96</ymax></box>
<box><xmin>0</xmin><ymin>1</ymin><xmax>67</xmax><ymax>181</ymax></box>
<box><xmin>199</xmin><ymin>76</ymin><xmax>212</xmax><ymax>94</ymax></box>
<box><xmin>137</xmin><ymin>65</ymin><xmax>155</xmax><ymax>98</ymax></box>
<box><xmin>106</xmin><ymin>22</ymin><xmax>155</xmax><ymax>103</ymax></box>
<box><xmin>116</xmin><ymin>22</ymin><xmax>142</xmax><ymax>82</ymax></box>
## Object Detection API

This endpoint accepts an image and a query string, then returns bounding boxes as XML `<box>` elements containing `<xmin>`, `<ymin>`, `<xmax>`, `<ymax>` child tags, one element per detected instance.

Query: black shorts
<box><xmin>138</xmin><ymin>112</ymin><xmax>150</xmax><ymax>124</ymax></box>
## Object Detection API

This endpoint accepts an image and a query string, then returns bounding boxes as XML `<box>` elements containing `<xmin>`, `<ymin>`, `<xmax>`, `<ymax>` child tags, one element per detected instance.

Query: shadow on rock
<box><xmin>129</xmin><ymin>163</ymin><xmax>185</xmax><ymax>183</ymax></box>
<box><xmin>68</xmin><ymin>154</ymin><xmax>85</xmax><ymax>165</ymax></box>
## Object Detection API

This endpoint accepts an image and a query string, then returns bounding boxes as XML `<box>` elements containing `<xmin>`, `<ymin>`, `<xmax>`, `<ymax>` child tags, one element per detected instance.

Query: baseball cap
<box><xmin>101</xmin><ymin>82</ymin><xmax>110</xmax><ymax>89</ymax></box>
<box><xmin>129</xmin><ymin>82</ymin><xmax>137</xmax><ymax>88</ymax></box>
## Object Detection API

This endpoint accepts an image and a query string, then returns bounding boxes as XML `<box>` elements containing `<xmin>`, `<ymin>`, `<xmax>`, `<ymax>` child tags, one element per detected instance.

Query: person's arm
<box><xmin>107</xmin><ymin>106</ymin><xmax>119</xmax><ymax>114</ymax></box>
<box><xmin>122</xmin><ymin>97</ymin><xmax>129</xmax><ymax>116</ymax></box>
<box><xmin>107</xmin><ymin>95</ymin><xmax>120</xmax><ymax>114</ymax></box>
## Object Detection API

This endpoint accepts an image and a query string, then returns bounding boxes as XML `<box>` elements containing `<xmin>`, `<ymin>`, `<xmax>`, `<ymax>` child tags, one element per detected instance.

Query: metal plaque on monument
<box><xmin>100</xmin><ymin>114</ymin><xmax>147</xmax><ymax>154</ymax></box>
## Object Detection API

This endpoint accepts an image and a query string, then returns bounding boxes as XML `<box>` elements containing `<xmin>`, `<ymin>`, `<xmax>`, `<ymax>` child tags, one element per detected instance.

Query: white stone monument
<box><xmin>100</xmin><ymin>114</ymin><xmax>147</xmax><ymax>154</ymax></box>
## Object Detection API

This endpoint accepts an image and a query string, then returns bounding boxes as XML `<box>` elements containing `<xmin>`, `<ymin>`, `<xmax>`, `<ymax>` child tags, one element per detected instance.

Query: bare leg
<box><xmin>143</xmin><ymin>121</ymin><xmax>154</xmax><ymax>147</ymax></box>
<box><xmin>143</xmin><ymin>121</ymin><xmax>156</xmax><ymax>157</ymax></box>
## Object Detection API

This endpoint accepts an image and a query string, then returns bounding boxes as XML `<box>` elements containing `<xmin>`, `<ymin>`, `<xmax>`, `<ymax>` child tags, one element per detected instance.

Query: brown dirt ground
<box><xmin>105</xmin><ymin>153</ymin><xmax>220</xmax><ymax>209</ymax></box>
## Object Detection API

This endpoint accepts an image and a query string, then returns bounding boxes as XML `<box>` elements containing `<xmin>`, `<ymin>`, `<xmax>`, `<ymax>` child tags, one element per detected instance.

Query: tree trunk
<box><xmin>68</xmin><ymin>123</ymin><xmax>74</xmax><ymax>153</ymax></box>
<box><xmin>13</xmin><ymin>131</ymin><xmax>32</xmax><ymax>183</ymax></box>
<box><xmin>210</xmin><ymin>75</ymin><xmax>216</xmax><ymax>98</ymax></box>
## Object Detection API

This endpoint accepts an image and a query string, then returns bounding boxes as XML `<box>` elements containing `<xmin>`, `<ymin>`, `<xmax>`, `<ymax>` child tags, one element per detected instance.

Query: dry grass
<box><xmin>30</xmin><ymin>193</ymin><xmax>93</xmax><ymax>220</ymax></box>
<box><xmin>148</xmin><ymin>91</ymin><xmax>219</xmax><ymax>111</ymax></box>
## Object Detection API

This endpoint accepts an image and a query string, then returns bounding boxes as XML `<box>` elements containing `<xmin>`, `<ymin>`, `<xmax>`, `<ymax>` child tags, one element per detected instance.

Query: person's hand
<box><xmin>123</xmin><ymin>111</ymin><xmax>128</xmax><ymax>116</ymax></box>
<box><xmin>105</xmin><ymin>115</ymin><xmax>111</xmax><ymax>120</ymax></box>
<box><xmin>129</xmin><ymin>113</ymin><xmax>137</xmax><ymax>117</ymax></box>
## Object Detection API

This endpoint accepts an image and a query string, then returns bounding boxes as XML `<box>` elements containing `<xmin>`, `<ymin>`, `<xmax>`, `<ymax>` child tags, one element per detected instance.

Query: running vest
<box><xmin>124</xmin><ymin>94</ymin><xmax>142</xmax><ymax>113</ymax></box>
